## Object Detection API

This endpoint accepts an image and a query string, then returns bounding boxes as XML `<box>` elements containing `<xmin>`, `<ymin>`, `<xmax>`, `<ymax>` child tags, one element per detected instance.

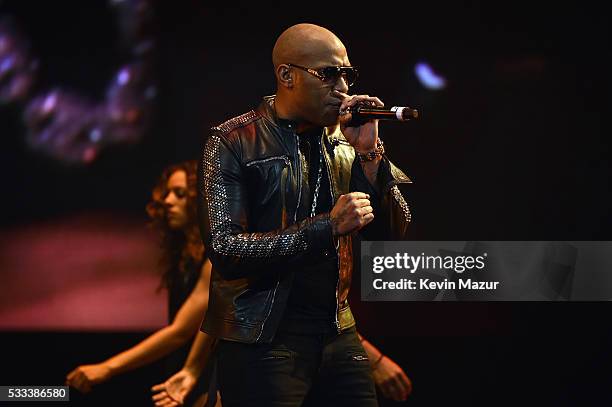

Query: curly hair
<box><xmin>146</xmin><ymin>160</ymin><xmax>205</xmax><ymax>290</ymax></box>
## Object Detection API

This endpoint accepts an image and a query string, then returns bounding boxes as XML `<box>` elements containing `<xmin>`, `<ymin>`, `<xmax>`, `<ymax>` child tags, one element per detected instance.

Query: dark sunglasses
<box><xmin>287</xmin><ymin>63</ymin><xmax>359</xmax><ymax>87</ymax></box>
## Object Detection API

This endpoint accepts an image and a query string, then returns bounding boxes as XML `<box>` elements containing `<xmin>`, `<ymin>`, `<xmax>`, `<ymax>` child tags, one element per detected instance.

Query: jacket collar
<box><xmin>257</xmin><ymin>95</ymin><xmax>344</xmax><ymax>142</ymax></box>
<box><xmin>257</xmin><ymin>95</ymin><xmax>296</xmax><ymax>131</ymax></box>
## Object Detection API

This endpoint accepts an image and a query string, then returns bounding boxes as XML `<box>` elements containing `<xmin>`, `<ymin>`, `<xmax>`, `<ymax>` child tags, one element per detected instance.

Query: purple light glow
<box><xmin>414</xmin><ymin>62</ymin><xmax>447</xmax><ymax>90</ymax></box>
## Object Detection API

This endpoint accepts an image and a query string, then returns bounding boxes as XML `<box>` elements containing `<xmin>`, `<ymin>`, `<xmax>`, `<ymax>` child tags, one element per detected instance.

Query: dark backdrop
<box><xmin>1</xmin><ymin>1</ymin><xmax>610</xmax><ymax>405</ymax></box>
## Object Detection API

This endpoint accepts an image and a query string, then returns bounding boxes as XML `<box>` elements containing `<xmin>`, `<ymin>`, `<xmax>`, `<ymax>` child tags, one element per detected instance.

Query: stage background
<box><xmin>1</xmin><ymin>1</ymin><xmax>610</xmax><ymax>405</ymax></box>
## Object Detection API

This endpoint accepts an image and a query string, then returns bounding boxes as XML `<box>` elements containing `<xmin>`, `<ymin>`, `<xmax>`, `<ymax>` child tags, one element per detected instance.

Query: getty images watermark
<box><xmin>361</xmin><ymin>241</ymin><xmax>612</xmax><ymax>301</ymax></box>
<box><xmin>371</xmin><ymin>251</ymin><xmax>497</xmax><ymax>291</ymax></box>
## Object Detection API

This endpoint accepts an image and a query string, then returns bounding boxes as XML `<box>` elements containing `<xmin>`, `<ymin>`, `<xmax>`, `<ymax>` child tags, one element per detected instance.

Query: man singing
<box><xmin>199</xmin><ymin>23</ymin><xmax>412</xmax><ymax>406</ymax></box>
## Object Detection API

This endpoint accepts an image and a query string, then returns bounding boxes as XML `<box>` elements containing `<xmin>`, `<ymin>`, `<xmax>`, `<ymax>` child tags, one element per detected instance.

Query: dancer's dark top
<box><xmin>164</xmin><ymin>258</ymin><xmax>211</xmax><ymax>401</ymax></box>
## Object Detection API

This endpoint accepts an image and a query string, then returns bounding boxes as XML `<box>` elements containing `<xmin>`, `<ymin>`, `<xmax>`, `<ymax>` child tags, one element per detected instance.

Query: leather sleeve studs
<box><xmin>391</xmin><ymin>185</ymin><xmax>412</xmax><ymax>224</ymax></box>
<box><xmin>202</xmin><ymin>132</ymin><xmax>308</xmax><ymax>259</ymax></box>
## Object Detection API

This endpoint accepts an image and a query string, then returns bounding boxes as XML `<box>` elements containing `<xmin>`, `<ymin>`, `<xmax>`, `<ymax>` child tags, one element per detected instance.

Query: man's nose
<box><xmin>335</xmin><ymin>74</ymin><xmax>350</xmax><ymax>93</ymax></box>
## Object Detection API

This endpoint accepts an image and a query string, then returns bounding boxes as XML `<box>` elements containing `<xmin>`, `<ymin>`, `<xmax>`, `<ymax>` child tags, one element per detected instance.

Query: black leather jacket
<box><xmin>199</xmin><ymin>96</ymin><xmax>412</xmax><ymax>343</ymax></box>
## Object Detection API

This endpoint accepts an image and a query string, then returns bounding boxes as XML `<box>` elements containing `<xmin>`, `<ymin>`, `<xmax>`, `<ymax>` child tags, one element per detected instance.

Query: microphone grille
<box><xmin>403</xmin><ymin>108</ymin><xmax>419</xmax><ymax>120</ymax></box>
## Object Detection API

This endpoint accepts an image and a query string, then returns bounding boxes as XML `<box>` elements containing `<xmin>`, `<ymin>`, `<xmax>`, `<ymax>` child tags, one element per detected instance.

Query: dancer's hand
<box><xmin>151</xmin><ymin>369</ymin><xmax>197</xmax><ymax>406</ymax></box>
<box><xmin>65</xmin><ymin>363</ymin><xmax>112</xmax><ymax>393</ymax></box>
<box><xmin>372</xmin><ymin>356</ymin><xmax>412</xmax><ymax>401</ymax></box>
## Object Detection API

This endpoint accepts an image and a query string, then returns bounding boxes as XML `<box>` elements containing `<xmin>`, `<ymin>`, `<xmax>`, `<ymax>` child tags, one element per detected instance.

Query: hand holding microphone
<box><xmin>335</xmin><ymin>92</ymin><xmax>384</xmax><ymax>153</ymax></box>
<box><xmin>333</xmin><ymin>91</ymin><xmax>418</xmax><ymax>156</ymax></box>
<box><xmin>333</xmin><ymin>90</ymin><xmax>419</xmax><ymax>127</ymax></box>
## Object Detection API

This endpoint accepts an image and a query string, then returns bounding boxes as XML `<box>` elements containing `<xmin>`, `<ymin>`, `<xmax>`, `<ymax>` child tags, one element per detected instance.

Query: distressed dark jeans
<box><xmin>217</xmin><ymin>326</ymin><xmax>378</xmax><ymax>407</ymax></box>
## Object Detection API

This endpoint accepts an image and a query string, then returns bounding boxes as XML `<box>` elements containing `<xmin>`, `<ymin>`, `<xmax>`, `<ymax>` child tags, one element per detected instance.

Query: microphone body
<box><xmin>346</xmin><ymin>105</ymin><xmax>419</xmax><ymax>127</ymax></box>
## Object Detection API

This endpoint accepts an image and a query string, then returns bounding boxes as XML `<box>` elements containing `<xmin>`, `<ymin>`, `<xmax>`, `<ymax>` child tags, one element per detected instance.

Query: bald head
<box><xmin>272</xmin><ymin>23</ymin><xmax>347</xmax><ymax>68</ymax></box>
<box><xmin>272</xmin><ymin>24</ymin><xmax>351</xmax><ymax>129</ymax></box>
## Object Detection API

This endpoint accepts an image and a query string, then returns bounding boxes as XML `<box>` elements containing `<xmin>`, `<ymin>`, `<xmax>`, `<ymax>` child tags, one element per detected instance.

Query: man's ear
<box><xmin>276</xmin><ymin>64</ymin><xmax>293</xmax><ymax>89</ymax></box>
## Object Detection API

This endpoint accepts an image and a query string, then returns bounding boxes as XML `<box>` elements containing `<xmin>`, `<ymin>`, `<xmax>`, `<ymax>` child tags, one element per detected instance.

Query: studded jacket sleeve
<box><xmin>198</xmin><ymin>131</ymin><xmax>335</xmax><ymax>280</ymax></box>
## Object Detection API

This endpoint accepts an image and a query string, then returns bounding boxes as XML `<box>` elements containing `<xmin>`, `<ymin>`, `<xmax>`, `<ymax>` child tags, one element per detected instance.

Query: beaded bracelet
<box><xmin>356</xmin><ymin>138</ymin><xmax>385</xmax><ymax>162</ymax></box>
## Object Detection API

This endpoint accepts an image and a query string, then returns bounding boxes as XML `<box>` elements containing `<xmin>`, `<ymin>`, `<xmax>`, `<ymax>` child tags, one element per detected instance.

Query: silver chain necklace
<box><xmin>310</xmin><ymin>139</ymin><xmax>323</xmax><ymax>217</ymax></box>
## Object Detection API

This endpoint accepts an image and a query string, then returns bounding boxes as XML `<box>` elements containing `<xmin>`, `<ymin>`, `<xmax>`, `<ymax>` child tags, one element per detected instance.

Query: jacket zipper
<box><xmin>256</xmin><ymin>278</ymin><xmax>280</xmax><ymax>342</ymax></box>
<box><xmin>245</xmin><ymin>155</ymin><xmax>291</xmax><ymax>167</ymax></box>
<box><xmin>293</xmin><ymin>133</ymin><xmax>302</xmax><ymax>223</ymax></box>
<box><xmin>321</xmin><ymin>135</ymin><xmax>342</xmax><ymax>333</ymax></box>
<box><xmin>255</xmin><ymin>138</ymin><xmax>301</xmax><ymax>342</ymax></box>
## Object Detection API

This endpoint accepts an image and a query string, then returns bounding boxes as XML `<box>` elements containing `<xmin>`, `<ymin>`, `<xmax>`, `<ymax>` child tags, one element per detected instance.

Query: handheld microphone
<box><xmin>345</xmin><ymin>104</ymin><xmax>419</xmax><ymax>127</ymax></box>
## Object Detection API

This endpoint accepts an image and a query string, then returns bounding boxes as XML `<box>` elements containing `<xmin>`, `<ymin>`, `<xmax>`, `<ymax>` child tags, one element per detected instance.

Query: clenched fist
<box><xmin>330</xmin><ymin>192</ymin><xmax>374</xmax><ymax>236</ymax></box>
